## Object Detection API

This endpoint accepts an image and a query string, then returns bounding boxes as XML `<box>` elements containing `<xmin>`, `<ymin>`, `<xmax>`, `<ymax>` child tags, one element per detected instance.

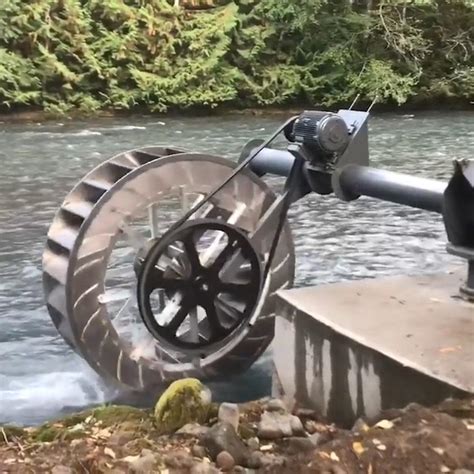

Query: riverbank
<box><xmin>1</xmin><ymin>392</ymin><xmax>473</xmax><ymax>473</ymax></box>
<box><xmin>1</xmin><ymin>100</ymin><xmax>473</xmax><ymax>125</ymax></box>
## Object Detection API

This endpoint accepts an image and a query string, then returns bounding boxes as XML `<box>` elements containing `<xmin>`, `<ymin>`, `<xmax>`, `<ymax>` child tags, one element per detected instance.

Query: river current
<box><xmin>0</xmin><ymin>111</ymin><xmax>472</xmax><ymax>426</ymax></box>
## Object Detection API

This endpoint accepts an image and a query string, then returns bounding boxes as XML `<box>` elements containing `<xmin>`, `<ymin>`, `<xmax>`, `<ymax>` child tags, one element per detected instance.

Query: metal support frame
<box><xmin>239</xmin><ymin>109</ymin><xmax>474</xmax><ymax>301</ymax></box>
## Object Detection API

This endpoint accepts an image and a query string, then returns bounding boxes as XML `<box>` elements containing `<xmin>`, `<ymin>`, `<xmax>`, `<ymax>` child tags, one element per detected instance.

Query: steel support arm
<box><xmin>333</xmin><ymin>165</ymin><xmax>447</xmax><ymax>214</ymax></box>
<box><xmin>245</xmin><ymin>147</ymin><xmax>447</xmax><ymax>214</ymax></box>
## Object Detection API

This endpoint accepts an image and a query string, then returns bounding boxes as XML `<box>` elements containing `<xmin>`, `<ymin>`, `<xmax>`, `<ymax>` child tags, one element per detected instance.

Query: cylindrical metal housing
<box><xmin>243</xmin><ymin>146</ymin><xmax>296</xmax><ymax>177</ymax></box>
<box><xmin>334</xmin><ymin>164</ymin><xmax>446</xmax><ymax>214</ymax></box>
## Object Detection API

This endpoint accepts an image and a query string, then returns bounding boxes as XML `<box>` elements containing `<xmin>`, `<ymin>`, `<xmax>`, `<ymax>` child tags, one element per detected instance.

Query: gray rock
<box><xmin>190</xmin><ymin>462</ymin><xmax>220</xmax><ymax>474</ymax></box>
<box><xmin>128</xmin><ymin>449</ymin><xmax>156</xmax><ymax>473</ymax></box>
<box><xmin>286</xmin><ymin>436</ymin><xmax>317</xmax><ymax>454</ymax></box>
<box><xmin>218</xmin><ymin>403</ymin><xmax>240</xmax><ymax>431</ymax></box>
<box><xmin>216</xmin><ymin>451</ymin><xmax>235</xmax><ymax>471</ymax></box>
<box><xmin>248</xmin><ymin>451</ymin><xmax>264</xmax><ymax>469</ymax></box>
<box><xmin>247</xmin><ymin>436</ymin><xmax>260</xmax><ymax>451</ymax></box>
<box><xmin>454</xmin><ymin>470</ymin><xmax>474</xmax><ymax>474</ymax></box>
<box><xmin>304</xmin><ymin>419</ymin><xmax>320</xmax><ymax>434</ymax></box>
<box><xmin>294</xmin><ymin>408</ymin><xmax>318</xmax><ymax>419</ymax></box>
<box><xmin>201</xmin><ymin>422</ymin><xmax>250</xmax><ymax>466</ymax></box>
<box><xmin>163</xmin><ymin>449</ymin><xmax>194</xmax><ymax>469</ymax></box>
<box><xmin>290</xmin><ymin>415</ymin><xmax>305</xmax><ymax>436</ymax></box>
<box><xmin>265</xmin><ymin>399</ymin><xmax>287</xmax><ymax>413</ymax></box>
<box><xmin>257</xmin><ymin>411</ymin><xmax>293</xmax><ymax>439</ymax></box>
<box><xmin>191</xmin><ymin>444</ymin><xmax>208</xmax><ymax>458</ymax></box>
<box><xmin>51</xmin><ymin>467</ymin><xmax>73</xmax><ymax>474</ymax></box>
<box><xmin>176</xmin><ymin>423</ymin><xmax>209</xmax><ymax>438</ymax></box>
<box><xmin>309</xmin><ymin>431</ymin><xmax>331</xmax><ymax>446</ymax></box>
<box><xmin>256</xmin><ymin>453</ymin><xmax>286</xmax><ymax>468</ymax></box>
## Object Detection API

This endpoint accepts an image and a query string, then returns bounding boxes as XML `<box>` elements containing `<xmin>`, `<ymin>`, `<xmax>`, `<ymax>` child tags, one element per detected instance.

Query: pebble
<box><xmin>128</xmin><ymin>449</ymin><xmax>156</xmax><ymax>473</ymax></box>
<box><xmin>289</xmin><ymin>415</ymin><xmax>305</xmax><ymax>436</ymax></box>
<box><xmin>294</xmin><ymin>408</ymin><xmax>318</xmax><ymax>419</ymax></box>
<box><xmin>265</xmin><ymin>399</ymin><xmax>287</xmax><ymax>413</ymax></box>
<box><xmin>248</xmin><ymin>451</ymin><xmax>286</xmax><ymax>469</ymax></box>
<box><xmin>201</xmin><ymin>422</ymin><xmax>250</xmax><ymax>466</ymax></box>
<box><xmin>248</xmin><ymin>451</ymin><xmax>264</xmax><ymax>469</ymax></box>
<box><xmin>216</xmin><ymin>451</ymin><xmax>235</xmax><ymax>471</ymax></box>
<box><xmin>164</xmin><ymin>449</ymin><xmax>194</xmax><ymax>469</ymax></box>
<box><xmin>257</xmin><ymin>411</ymin><xmax>294</xmax><ymax>439</ymax></box>
<box><xmin>309</xmin><ymin>432</ymin><xmax>325</xmax><ymax>446</ymax></box>
<box><xmin>304</xmin><ymin>420</ymin><xmax>320</xmax><ymax>434</ymax></box>
<box><xmin>286</xmin><ymin>436</ymin><xmax>318</xmax><ymax>454</ymax></box>
<box><xmin>176</xmin><ymin>423</ymin><xmax>209</xmax><ymax>438</ymax></box>
<box><xmin>191</xmin><ymin>444</ymin><xmax>208</xmax><ymax>458</ymax></box>
<box><xmin>260</xmin><ymin>454</ymin><xmax>287</xmax><ymax>468</ymax></box>
<box><xmin>247</xmin><ymin>436</ymin><xmax>260</xmax><ymax>451</ymax></box>
<box><xmin>218</xmin><ymin>403</ymin><xmax>240</xmax><ymax>431</ymax></box>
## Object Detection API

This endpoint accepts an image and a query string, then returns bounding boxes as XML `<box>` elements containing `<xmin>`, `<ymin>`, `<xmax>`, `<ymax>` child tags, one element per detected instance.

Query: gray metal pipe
<box><xmin>246</xmin><ymin>147</ymin><xmax>295</xmax><ymax>177</ymax></box>
<box><xmin>245</xmin><ymin>146</ymin><xmax>447</xmax><ymax>214</ymax></box>
<box><xmin>335</xmin><ymin>164</ymin><xmax>447</xmax><ymax>214</ymax></box>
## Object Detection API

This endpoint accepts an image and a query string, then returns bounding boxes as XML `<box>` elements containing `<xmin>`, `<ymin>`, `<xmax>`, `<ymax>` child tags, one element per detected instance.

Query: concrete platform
<box><xmin>272</xmin><ymin>267</ymin><xmax>474</xmax><ymax>427</ymax></box>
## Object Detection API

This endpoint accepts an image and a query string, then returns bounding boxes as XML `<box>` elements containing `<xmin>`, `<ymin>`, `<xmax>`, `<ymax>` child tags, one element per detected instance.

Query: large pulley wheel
<box><xmin>137</xmin><ymin>219</ymin><xmax>263</xmax><ymax>352</ymax></box>
<box><xmin>42</xmin><ymin>147</ymin><xmax>295</xmax><ymax>394</ymax></box>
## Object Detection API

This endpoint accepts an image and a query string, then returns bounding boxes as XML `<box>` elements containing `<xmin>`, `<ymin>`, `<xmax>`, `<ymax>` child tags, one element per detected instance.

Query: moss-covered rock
<box><xmin>154</xmin><ymin>378</ymin><xmax>212</xmax><ymax>435</ymax></box>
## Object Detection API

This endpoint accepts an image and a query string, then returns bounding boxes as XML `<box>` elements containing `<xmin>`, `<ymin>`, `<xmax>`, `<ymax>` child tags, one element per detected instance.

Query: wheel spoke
<box><xmin>202</xmin><ymin>299</ymin><xmax>225</xmax><ymax>336</ymax></box>
<box><xmin>182</xmin><ymin>232</ymin><xmax>202</xmax><ymax>271</ymax></box>
<box><xmin>146</xmin><ymin>266</ymin><xmax>186</xmax><ymax>292</ymax></box>
<box><xmin>210</xmin><ymin>239</ymin><xmax>236</xmax><ymax>273</ymax></box>
<box><xmin>166</xmin><ymin>300</ymin><xmax>192</xmax><ymax>334</ymax></box>
<box><xmin>188</xmin><ymin>307</ymin><xmax>200</xmax><ymax>343</ymax></box>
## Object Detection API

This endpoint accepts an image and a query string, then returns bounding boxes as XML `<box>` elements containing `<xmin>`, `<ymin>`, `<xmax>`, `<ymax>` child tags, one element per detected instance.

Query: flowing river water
<box><xmin>0</xmin><ymin>111</ymin><xmax>473</xmax><ymax>426</ymax></box>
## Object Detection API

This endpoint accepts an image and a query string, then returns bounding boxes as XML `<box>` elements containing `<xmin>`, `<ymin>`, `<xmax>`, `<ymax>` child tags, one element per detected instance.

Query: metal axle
<box><xmin>242</xmin><ymin>145</ymin><xmax>447</xmax><ymax>214</ymax></box>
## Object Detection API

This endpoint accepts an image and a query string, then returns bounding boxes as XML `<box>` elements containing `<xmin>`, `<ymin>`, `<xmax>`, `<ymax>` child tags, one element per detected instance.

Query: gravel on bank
<box><xmin>1</xmin><ymin>394</ymin><xmax>473</xmax><ymax>474</ymax></box>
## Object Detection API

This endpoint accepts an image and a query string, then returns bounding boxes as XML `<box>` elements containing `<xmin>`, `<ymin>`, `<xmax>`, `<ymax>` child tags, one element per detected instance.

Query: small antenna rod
<box><xmin>349</xmin><ymin>93</ymin><xmax>361</xmax><ymax>111</ymax></box>
<box><xmin>367</xmin><ymin>96</ymin><xmax>378</xmax><ymax>113</ymax></box>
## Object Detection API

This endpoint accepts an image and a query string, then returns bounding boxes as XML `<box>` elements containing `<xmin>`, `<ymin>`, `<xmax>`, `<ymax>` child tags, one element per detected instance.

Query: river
<box><xmin>0</xmin><ymin>111</ymin><xmax>472</xmax><ymax>426</ymax></box>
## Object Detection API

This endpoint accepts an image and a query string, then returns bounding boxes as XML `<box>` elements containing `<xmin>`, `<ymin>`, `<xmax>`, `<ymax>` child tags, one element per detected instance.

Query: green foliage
<box><xmin>0</xmin><ymin>0</ymin><xmax>472</xmax><ymax>115</ymax></box>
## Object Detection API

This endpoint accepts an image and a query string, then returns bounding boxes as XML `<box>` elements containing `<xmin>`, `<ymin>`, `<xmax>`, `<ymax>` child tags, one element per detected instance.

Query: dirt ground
<box><xmin>1</xmin><ymin>397</ymin><xmax>473</xmax><ymax>474</ymax></box>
